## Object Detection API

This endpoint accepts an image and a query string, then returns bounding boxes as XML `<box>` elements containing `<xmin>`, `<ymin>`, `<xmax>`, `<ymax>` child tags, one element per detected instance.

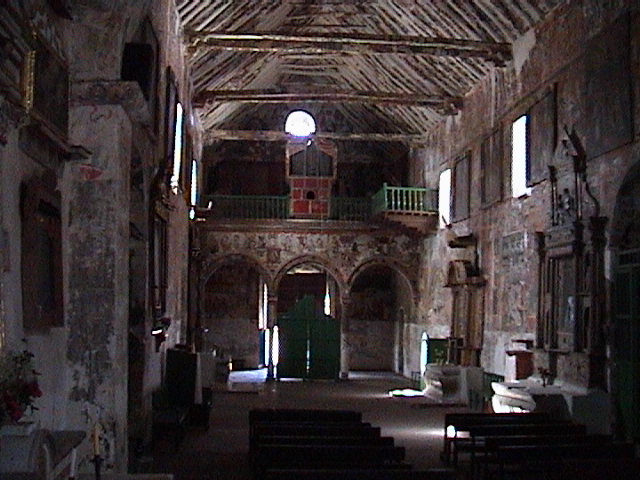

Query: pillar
<box><xmin>66</xmin><ymin>100</ymin><xmax>132</xmax><ymax>472</ymax></box>
<box><xmin>340</xmin><ymin>296</ymin><xmax>351</xmax><ymax>379</ymax></box>
<box><xmin>266</xmin><ymin>294</ymin><xmax>278</xmax><ymax>380</ymax></box>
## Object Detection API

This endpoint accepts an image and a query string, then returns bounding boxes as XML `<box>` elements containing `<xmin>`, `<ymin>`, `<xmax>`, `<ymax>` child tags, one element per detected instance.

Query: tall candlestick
<box><xmin>92</xmin><ymin>424</ymin><xmax>101</xmax><ymax>457</ymax></box>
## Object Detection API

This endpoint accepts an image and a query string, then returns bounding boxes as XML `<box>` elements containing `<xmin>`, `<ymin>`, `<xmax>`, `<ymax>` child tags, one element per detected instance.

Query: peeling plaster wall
<box><xmin>202</xmin><ymin>264</ymin><xmax>261</xmax><ymax>367</ymax></box>
<box><xmin>0</xmin><ymin>0</ymin><xmax>195</xmax><ymax>474</ymax></box>
<box><xmin>348</xmin><ymin>287</ymin><xmax>394</xmax><ymax>370</ymax></box>
<box><xmin>413</xmin><ymin>2</ymin><xmax>640</xmax><ymax>385</ymax></box>
<box><xmin>349</xmin><ymin>318</ymin><xmax>394</xmax><ymax>370</ymax></box>
<box><xmin>66</xmin><ymin>104</ymin><xmax>132</xmax><ymax>469</ymax></box>
<box><xmin>199</xmin><ymin>227</ymin><xmax>423</xmax><ymax>373</ymax></box>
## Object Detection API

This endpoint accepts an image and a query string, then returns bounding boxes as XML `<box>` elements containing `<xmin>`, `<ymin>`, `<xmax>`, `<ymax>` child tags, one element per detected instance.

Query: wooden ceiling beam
<box><xmin>193</xmin><ymin>89</ymin><xmax>463</xmax><ymax>112</ymax></box>
<box><xmin>187</xmin><ymin>31</ymin><xmax>512</xmax><ymax>65</ymax></box>
<box><xmin>204</xmin><ymin>129</ymin><xmax>423</xmax><ymax>144</ymax></box>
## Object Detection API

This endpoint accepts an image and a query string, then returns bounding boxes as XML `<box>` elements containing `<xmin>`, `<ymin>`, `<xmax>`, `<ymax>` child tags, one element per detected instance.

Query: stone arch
<box><xmin>347</xmin><ymin>256</ymin><xmax>416</xmax><ymax>311</ymax></box>
<box><xmin>346</xmin><ymin>257</ymin><xmax>417</xmax><ymax>373</ymax></box>
<box><xmin>200</xmin><ymin>253</ymin><xmax>274</xmax><ymax>292</ymax></box>
<box><xmin>610</xmin><ymin>161</ymin><xmax>640</xmax><ymax>250</ymax></box>
<box><xmin>274</xmin><ymin>254</ymin><xmax>346</xmax><ymax>298</ymax></box>
<box><xmin>609</xmin><ymin>159</ymin><xmax>640</xmax><ymax>440</ymax></box>
<box><xmin>272</xmin><ymin>254</ymin><xmax>346</xmax><ymax>378</ymax></box>
<box><xmin>199</xmin><ymin>253</ymin><xmax>274</xmax><ymax>368</ymax></box>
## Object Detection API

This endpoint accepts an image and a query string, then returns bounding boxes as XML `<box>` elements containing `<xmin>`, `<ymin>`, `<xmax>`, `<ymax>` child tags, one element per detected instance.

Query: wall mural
<box><xmin>200</xmin><ymin>230</ymin><xmax>421</xmax><ymax>295</ymax></box>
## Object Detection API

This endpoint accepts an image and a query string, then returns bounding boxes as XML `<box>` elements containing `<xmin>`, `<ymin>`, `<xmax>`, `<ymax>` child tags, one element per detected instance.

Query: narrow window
<box><xmin>258</xmin><ymin>282</ymin><xmax>268</xmax><ymax>330</ymax></box>
<box><xmin>324</xmin><ymin>283</ymin><xmax>331</xmax><ymax>316</ymax></box>
<box><xmin>438</xmin><ymin>168</ymin><xmax>451</xmax><ymax>227</ymax></box>
<box><xmin>189</xmin><ymin>159</ymin><xmax>198</xmax><ymax>220</ymax></box>
<box><xmin>170</xmin><ymin>102</ymin><xmax>184</xmax><ymax>193</ymax></box>
<box><xmin>512</xmin><ymin>115</ymin><xmax>531</xmax><ymax>197</ymax></box>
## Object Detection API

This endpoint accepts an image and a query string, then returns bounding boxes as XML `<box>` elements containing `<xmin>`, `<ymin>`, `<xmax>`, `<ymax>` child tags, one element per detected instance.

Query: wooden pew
<box><xmin>252</xmin><ymin>444</ymin><xmax>407</xmax><ymax>477</ymax></box>
<box><xmin>249</xmin><ymin>408</ymin><xmax>373</xmax><ymax>451</ymax></box>
<box><xmin>250</xmin><ymin>408</ymin><xmax>363</xmax><ymax>424</ymax></box>
<box><xmin>556</xmin><ymin>458</ymin><xmax>640</xmax><ymax>480</ymax></box>
<box><xmin>475</xmin><ymin>434</ymin><xmax>611</xmax><ymax>480</ymax></box>
<box><xmin>250</xmin><ymin>423</ymin><xmax>381</xmax><ymax>451</ymax></box>
<box><xmin>493</xmin><ymin>442</ymin><xmax>636</xmax><ymax>480</ymax></box>
<box><xmin>452</xmin><ymin>422</ymin><xmax>585</xmax><ymax>466</ymax></box>
<box><xmin>256</xmin><ymin>434</ymin><xmax>395</xmax><ymax>446</ymax></box>
<box><xmin>249</xmin><ymin>408</ymin><xmax>418</xmax><ymax>479</ymax></box>
<box><xmin>442</xmin><ymin>412</ymin><xmax>553</xmax><ymax>464</ymax></box>
<box><xmin>263</xmin><ymin>467</ymin><xmax>457</xmax><ymax>480</ymax></box>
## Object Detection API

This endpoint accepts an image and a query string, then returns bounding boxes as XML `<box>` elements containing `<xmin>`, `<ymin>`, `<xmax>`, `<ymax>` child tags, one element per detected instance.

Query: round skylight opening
<box><xmin>285</xmin><ymin>110</ymin><xmax>316</xmax><ymax>137</ymax></box>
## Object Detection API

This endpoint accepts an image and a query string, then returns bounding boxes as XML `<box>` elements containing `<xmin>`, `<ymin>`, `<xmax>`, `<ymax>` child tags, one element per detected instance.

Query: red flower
<box><xmin>9</xmin><ymin>405</ymin><xmax>23</xmax><ymax>421</ymax></box>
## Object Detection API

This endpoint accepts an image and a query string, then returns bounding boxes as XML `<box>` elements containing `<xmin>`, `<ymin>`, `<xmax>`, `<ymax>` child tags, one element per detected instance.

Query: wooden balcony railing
<box><xmin>371</xmin><ymin>183</ymin><xmax>439</xmax><ymax>216</ymax></box>
<box><xmin>330</xmin><ymin>197</ymin><xmax>371</xmax><ymax>221</ymax></box>
<box><xmin>202</xmin><ymin>185</ymin><xmax>437</xmax><ymax>222</ymax></box>
<box><xmin>203</xmin><ymin>194</ymin><xmax>290</xmax><ymax>219</ymax></box>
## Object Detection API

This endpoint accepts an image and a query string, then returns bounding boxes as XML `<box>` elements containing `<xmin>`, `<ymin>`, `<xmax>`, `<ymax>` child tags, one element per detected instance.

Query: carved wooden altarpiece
<box><xmin>536</xmin><ymin>127</ymin><xmax>607</xmax><ymax>388</ymax></box>
<box><xmin>445</xmin><ymin>253</ymin><xmax>485</xmax><ymax>367</ymax></box>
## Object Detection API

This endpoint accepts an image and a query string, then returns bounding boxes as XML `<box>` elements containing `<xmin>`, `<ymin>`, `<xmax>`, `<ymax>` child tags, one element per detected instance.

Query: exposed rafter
<box><xmin>193</xmin><ymin>89</ymin><xmax>463</xmax><ymax>113</ymax></box>
<box><xmin>187</xmin><ymin>31</ymin><xmax>512</xmax><ymax>65</ymax></box>
<box><xmin>203</xmin><ymin>129</ymin><xmax>424</xmax><ymax>144</ymax></box>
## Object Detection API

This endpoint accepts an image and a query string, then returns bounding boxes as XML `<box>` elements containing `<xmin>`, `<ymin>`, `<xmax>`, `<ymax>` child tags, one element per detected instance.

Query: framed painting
<box><xmin>23</xmin><ymin>32</ymin><xmax>69</xmax><ymax>142</ymax></box>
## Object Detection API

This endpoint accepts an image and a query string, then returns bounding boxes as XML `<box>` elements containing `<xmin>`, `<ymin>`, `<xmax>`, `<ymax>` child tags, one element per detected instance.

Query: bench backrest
<box><xmin>254</xmin><ymin>444</ymin><xmax>406</xmax><ymax>463</ymax></box>
<box><xmin>483</xmin><ymin>434</ymin><xmax>611</xmax><ymax>450</ymax></box>
<box><xmin>252</xmin><ymin>423</ymin><xmax>380</xmax><ymax>437</ymax></box>
<box><xmin>465</xmin><ymin>422</ymin><xmax>586</xmax><ymax>437</ymax></box>
<box><xmin>263</xmin><ymin>468</ymin><xmax>456</xmax><ymax>480</ymax></box>
<box><xmin>445</xmin><ymin>412</ymin><xmax>552</xmax><ymax>432</ymax></box>
<box><xmin>250</xmin><ymin>408</ymin><xmax>362</xmax><ymax>424</ymax></box>
<box><xmin>496</xmin><ymin>442</ymin><xmax>635</xmax><ymax>462</ymax></box>
<box><xmin>256</xmin><ymin>435</ymin><xmax>395</xmax><ymax>446</ymax></box>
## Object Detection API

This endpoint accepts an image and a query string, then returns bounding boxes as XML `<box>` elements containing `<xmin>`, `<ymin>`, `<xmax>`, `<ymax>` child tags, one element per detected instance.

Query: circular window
<box><xmin>285</xmin><ymin>110</ymin><xmax>316</xmax><ymax>137</ymax></box>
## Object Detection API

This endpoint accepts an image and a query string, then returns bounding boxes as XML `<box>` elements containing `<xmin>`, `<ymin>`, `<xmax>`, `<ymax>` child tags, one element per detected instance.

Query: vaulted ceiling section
<box><xmin>178</xmin><ymin>0</ymin><xmax>562</xmax><ymax>145</ymax></box>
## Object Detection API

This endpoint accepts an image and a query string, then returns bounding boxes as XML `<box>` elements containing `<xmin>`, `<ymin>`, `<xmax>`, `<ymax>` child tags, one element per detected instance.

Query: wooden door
<box><xmin>308</xmin><ymin>314</ymin><xmax>340</xmax><ymax>379</ymax></box>
<box><xmin>277</xmin><ymin>295</ymin><xmax>340</xmax><ymax>380</ymax></box>
<box><xmin>276</xmin><ymin>295</ymin><xmax>313</xmax><ymax>379</ymax></box>
<box><xmin>613</xmin><ymin>249</ymin><xmax>640</xmax><ymax>440</ymax></box>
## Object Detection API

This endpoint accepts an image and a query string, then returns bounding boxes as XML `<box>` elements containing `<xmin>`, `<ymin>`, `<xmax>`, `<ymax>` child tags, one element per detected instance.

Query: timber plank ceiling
<box><xmin>178</xmin><ymin>0</ymin><xmax>562</xmax><ymax>144</ymax></box>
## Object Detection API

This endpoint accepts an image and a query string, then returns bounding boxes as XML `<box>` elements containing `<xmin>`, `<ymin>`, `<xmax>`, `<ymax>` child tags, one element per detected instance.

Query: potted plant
<box><xmin>0</xmin><ymin>346</ymin><xmax>42</xmax><ymax>434</ymax></box>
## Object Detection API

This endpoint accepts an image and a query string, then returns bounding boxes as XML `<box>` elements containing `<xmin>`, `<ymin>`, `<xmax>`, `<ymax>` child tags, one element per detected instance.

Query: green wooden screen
<box><xmin>277</xmin><ymin>295</ymin><xmax>340</xmax><ymax>380</ymax></box>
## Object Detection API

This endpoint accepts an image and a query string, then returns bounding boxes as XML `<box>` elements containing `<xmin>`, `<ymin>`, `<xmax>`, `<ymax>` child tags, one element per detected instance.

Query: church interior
<box><xmin>1</xmin><ymin>0</ymin><xmax>639</xmax><ymax>478</ymax></box>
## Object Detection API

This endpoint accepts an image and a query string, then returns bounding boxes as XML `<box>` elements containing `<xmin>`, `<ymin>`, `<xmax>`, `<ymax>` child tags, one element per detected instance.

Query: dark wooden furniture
<box><xmin>263</xmin><ymin>468</ymin><xmax>457</xmax><ymax>480</ymax></box>
<box><xmin>252</xmin><ymin>444</ymin><xmax>407</xmax><ymax>477</ymax></box>
<box><xmin>492</xmin><ymin>442</ymin><xmax>636</xmax><ymax>480</ymax></box>
<box><xmin>442</xmin><ymin>412</ymin><xmax>553</xmax><ymax>464</ymax></box>
<box><xmin>452</xmin><ymin>422</ymin><xmax>585</xmax><ymax>466</ymax></box>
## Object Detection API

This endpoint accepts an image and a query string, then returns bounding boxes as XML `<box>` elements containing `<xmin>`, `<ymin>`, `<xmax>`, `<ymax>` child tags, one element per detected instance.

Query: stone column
<box><xmin>266</xmin><ymin>294</ymin><xmax>278</xmax><ymax>380</ymax></box>
<box><xmin>340</xmin><ymin>296</ymin><xmax>351</xmax><ymax>379</ymax></box>
<box><xmin>66</xmin><ymin>100</ymin><xmax>132</xmax><ymax>472</ymax></box>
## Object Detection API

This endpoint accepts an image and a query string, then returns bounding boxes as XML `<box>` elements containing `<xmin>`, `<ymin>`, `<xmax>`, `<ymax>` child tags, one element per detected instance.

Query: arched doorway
<box><xmin>348</xmin><ymin>264</ymin><xmax>413</xmax><ymax>373</ymax></box>
<box><xmin>202</xmin><ymin>260</ymin><xmax>265</xmax><ymax>369</ymax></box>
<box><xmin>611</xmin><ymin>163</ymin><xmax>640</xmax><ymax>441</ymax></box>
<box><xmin>275</xmin><ymin>261</ymin><xmax>341</xmax><ymax>379</ymax></box>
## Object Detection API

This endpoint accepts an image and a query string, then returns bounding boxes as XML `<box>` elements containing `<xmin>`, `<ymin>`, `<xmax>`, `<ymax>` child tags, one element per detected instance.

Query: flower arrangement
<box><xmin>0</xmin><ymin>347</ymin><xmax>42</xmax><ymax>425</ymax></box>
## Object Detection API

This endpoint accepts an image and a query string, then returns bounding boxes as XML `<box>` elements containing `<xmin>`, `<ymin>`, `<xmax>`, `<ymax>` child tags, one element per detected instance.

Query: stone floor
<box><xmin>150</xmin><ymin>370</ymin><xmax>468</xmax><ymax>480</ymax></box>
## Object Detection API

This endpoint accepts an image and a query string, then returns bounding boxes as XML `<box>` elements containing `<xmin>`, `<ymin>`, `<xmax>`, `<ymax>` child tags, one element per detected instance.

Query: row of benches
<box><xmin>443</xmin><ymin>412</ymin><xmax>640</xmax><ymax>479</ymax></box>
<box><xmin>249</xmin><ymin>408</ymin><xmax>455</xmax><ymax>480</ymax></box>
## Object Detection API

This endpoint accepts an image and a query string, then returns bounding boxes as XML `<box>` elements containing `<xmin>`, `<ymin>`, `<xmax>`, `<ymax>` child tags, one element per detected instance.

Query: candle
<box><xmin>92</xmin><ymin>424</ymin><xmax>101</xmax><ymax>457</ymax></box>
<box><xmin>69</xmin><ymin>448</ymin><xmax>77</xmax><ymax>478</ymax></box>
